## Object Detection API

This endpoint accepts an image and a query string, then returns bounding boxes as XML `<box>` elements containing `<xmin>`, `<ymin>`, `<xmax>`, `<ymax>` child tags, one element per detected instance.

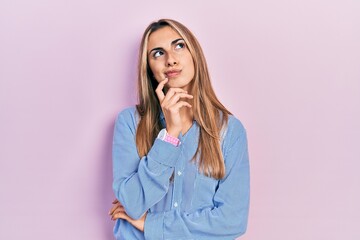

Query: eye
<box><xmin>175</xmin><ymin>42</ymin><xmax>185</xmax><ymax>49</ymax></box>
<box><xmin>153</xmin><ymin>50</ymin><xmax>164</xmax><ymax>58</ymax></box>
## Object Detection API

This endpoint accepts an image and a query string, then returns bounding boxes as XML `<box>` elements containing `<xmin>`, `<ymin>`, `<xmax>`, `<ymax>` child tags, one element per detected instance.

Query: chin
<box><xmin>168</xmin><ymin>83</ymin><xmax>187</xmax><ymax>89</ymax></box>
<box><xmin>168</xmin><ymin>78</ymin><xmax>192</xmax><ymax>88</ymax></box>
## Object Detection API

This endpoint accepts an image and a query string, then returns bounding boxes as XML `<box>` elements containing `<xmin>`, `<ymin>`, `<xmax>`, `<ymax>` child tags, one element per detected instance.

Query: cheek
<box><xmin>187</xmin><ymin>58</ymin><xmax>195</xmax><ymax>77</ymax></box>
<box><xmin>184</xmin><ymin>53</ymin><xmax>195</xmax><ymax>73</ymax></box>
<box><xmin>149</xmin><ymin>62</ymin><xmax>162</xmax><ymax>77</ymax></box>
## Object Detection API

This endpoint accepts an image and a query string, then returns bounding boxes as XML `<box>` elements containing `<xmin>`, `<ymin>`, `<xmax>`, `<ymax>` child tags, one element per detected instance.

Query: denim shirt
<box><xmin>112</xmin><ymin>106</ymin><xmax>250</xmax><ymax>240</ymax></box>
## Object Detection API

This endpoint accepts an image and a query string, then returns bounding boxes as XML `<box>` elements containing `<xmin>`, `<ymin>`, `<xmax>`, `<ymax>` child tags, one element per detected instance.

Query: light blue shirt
<box><xmin>112</xmin><ymin>106</ymin><xmax>250</xmax><ymax>240</ymax></box>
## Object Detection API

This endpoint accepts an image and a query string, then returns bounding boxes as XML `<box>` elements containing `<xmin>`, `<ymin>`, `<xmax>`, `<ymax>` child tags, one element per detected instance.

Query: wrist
<box><xmin>166</xmin><ymin>128</ymin><xmax>181</xmax><ymax>138</ymax></box>
<box><xmin>157</xmin><ymin>128</ymin><xmax>181</xmax><ymax>146</ymax></box>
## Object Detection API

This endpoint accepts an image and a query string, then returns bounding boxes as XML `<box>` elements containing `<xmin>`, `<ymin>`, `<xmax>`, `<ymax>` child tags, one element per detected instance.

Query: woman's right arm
<box><xmin>112</xmin><ymin>108</ymin><xmax>181</xmax><ymax>220</ymax></box>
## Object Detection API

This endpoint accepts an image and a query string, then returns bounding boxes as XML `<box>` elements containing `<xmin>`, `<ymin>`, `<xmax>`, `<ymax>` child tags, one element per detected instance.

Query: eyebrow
<box><xmin>148</xmin><ymin>38</ymin><xmax>184</xmax><ymax>55</ymax></box>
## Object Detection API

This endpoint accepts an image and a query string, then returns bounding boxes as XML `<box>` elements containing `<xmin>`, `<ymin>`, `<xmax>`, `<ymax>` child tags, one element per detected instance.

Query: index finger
<box><xmin>155</xmin><ymin>78</ymin><xmax>168</xmax><ymax>102</ymax></box>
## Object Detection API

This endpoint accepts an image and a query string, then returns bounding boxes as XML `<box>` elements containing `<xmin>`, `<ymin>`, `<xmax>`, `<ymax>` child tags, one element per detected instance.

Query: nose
<box><xmin>166</xmin><ymin>52</ymin><xmax>178</xmax><ymax>66</ymax></box>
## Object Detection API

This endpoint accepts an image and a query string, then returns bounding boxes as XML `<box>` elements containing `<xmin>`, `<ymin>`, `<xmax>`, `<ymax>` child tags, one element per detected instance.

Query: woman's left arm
<box><xmin>144</xmin><ymin>128</ymin><xmax>250</xmax><ymax>240</ymax></box>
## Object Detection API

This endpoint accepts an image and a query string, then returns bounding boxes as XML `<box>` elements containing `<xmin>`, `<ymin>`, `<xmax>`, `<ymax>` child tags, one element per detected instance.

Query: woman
<box><xmin>109</xmin><ymin>19</ymin><xmax>250</xmax><ymax>240</ymax></box>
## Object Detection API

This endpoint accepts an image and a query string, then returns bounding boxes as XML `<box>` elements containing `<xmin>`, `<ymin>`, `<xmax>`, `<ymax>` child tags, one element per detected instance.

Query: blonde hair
<box><xmin>135</xmin><ymin>19</ymin><xmax>231</xmax><ymax>179</ymax></box>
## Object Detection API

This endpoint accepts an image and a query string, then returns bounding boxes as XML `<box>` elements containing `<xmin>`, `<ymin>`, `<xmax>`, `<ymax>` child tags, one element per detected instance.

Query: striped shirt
<box><xmin>112</xmin><ymin>106</ymin><xmax>250</xmax><ymax>240</ymax></box>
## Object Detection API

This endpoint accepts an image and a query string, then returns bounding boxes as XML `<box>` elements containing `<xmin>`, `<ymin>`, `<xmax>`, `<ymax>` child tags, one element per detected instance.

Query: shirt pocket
<box><xmin>191</xmin><ymin>172</ymin><xmax>219</xmax><ymax>210</ymax></box>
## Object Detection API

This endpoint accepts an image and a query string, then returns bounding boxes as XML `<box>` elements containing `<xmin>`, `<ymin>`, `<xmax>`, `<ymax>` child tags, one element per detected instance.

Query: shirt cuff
<box><xmin>164</xmin><ymin>133</ymin><xmax>181</xmax><ymax>146</ymax></box>
<box><xmin>144</xmin><ymin>212</ymin><xmax>164</xmax><ymax>240</ymax></box>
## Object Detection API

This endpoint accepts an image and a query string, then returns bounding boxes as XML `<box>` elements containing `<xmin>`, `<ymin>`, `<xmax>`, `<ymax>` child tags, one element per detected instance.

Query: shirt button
<box><xmin>177</xmin><ymin>171</ymin><xmax>182</xmax><ymax>176</ymax></box>
<box><xmin>174</xmin><ymin>202</ymin><xmax>178</xmax><ymax>208</ymax></box>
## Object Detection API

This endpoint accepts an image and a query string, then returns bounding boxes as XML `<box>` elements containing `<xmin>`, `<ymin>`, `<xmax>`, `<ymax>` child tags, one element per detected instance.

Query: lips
<box><xmin>165</xmin><ymin>70</ymin><xmax>181</xmax><ymax>78</ymax></box>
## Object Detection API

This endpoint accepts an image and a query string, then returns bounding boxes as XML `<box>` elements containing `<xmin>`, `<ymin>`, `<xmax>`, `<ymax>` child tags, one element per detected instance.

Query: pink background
<box><xmin>1</xmin><ymin>0</ymin><xmax>359</xmax><ymax>239</ymax></box>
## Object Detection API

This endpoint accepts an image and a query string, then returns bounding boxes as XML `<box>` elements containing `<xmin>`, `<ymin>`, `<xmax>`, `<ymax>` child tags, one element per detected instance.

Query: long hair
<box><xmin>135</xmin><ymin>19</ymin><xmax>231</xmax><ymax>179</ymax></box>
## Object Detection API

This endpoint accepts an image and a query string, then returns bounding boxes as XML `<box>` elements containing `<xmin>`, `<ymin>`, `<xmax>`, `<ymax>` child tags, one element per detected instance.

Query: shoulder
<box><xmin>222</xmin><ymin>114</ymin><xmax>247</xmax><ymax>151</ymax></box>
<box><xmin>117</xmin><ymin>106</ymin><xmax>137</xmax><ymax>120</ymax></box>
<box><xmin>114</xmin><ymin>106</ymin><xmax>139</xmax><ymax>133</ymax></box>
<box><xmin>226</xmin><ymin>115</ymin><xmax>246</xmax><ymax>140</ymax></box>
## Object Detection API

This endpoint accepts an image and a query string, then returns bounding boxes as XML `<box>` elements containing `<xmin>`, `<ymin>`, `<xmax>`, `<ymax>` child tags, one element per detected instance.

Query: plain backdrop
<box><xmin>1</xmin><ymin>0</ymin><xmax>359</xmax><ymax>239</ymax></box>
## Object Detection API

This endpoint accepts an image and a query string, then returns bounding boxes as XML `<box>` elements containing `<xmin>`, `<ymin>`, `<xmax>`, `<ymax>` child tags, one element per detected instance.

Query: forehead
<box><xmin>147</xmin><ymin>26</ymin><xmax>182</xmax><ymax>50</ymax></box>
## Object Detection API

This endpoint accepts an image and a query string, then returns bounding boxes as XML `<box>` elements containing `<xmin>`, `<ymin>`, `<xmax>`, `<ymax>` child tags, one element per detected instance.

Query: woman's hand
<box><xmin>109</xmin><ymin>199</ymin><xmax>147</xmax><ymax>232</ymax></box>
<box><xmin>155</xmin><ymin>78</ymin><xmax>193</xmax><ymax>137</ymax></box>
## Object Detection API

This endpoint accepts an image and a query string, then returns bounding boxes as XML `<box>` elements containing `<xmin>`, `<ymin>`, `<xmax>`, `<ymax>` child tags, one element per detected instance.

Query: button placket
<box><xmin>172</xmin><ymin>160</ymin><xmax>183</xmax><ymax>210</ymax></box>
<box><xmin>171</xmin><ymin>138</ymin><xmax>187</xmax><ymax>210</ymax></box>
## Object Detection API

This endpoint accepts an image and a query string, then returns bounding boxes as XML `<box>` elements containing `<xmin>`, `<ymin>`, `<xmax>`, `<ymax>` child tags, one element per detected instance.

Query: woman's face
<box><xmin>147</xmin><ymin>26</ymin><xmax>195</xmax><ymax>91</ymax></box>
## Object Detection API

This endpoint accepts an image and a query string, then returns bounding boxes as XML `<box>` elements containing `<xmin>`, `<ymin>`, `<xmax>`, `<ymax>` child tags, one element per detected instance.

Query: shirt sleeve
<box><xmin>144</xmin><ymin>127</ymin><xmax>250</xmax><ymax>240</ymax></box>
<box><xmin>112</xmin><ymin>108</ymin><xmax>181</xmax><ymax>219</ymax></box>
